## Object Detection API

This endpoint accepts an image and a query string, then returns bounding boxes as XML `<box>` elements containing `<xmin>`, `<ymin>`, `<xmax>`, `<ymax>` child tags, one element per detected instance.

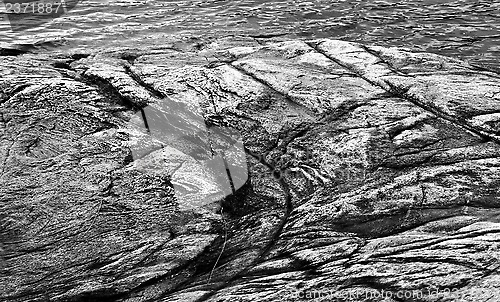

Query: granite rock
<box><xmin>1</xmin><ymin>38</ymin><xmax>500</xmax><ymax>302</ymax></box>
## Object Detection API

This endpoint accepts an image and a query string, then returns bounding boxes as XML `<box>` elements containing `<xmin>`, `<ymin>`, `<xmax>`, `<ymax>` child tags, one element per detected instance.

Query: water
<box><xmin>0</xmin><ymin>0</ymin><xmax>499</xmax><ymax>70</ymax></box>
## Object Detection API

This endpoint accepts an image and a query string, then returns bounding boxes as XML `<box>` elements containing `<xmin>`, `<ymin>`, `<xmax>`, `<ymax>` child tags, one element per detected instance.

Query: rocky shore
<box><xmin>2</xmin><ymin>38</ymin><xmax>500</xmax><ymax>302</ymax></box>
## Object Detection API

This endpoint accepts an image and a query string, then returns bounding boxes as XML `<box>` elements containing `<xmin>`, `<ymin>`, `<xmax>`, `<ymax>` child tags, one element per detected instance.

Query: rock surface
<box><xmin>2</xmin><ymin>38</ymin><xmax>500</xmax><ymax>302</ymax></box>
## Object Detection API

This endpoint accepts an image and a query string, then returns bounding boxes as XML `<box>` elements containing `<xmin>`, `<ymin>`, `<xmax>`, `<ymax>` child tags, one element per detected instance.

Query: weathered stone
<box><xmin>1</xmin><ymin>38</ymin><xmax>500</xmax><ymax>302</ymax></box>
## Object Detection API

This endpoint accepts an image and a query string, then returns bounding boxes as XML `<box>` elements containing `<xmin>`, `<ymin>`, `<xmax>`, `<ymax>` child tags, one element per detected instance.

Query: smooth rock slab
<box><xmin>1</xmin><ymin>38</ymin><xmax>500</xmax><ymax>302</ymax></box>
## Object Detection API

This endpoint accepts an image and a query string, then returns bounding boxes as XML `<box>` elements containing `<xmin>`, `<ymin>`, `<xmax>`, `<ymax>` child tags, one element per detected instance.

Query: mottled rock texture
<box><xmin>2</xmin><ymin>38</ymin><xmax>500</xmax><ymax>302</ymax></box>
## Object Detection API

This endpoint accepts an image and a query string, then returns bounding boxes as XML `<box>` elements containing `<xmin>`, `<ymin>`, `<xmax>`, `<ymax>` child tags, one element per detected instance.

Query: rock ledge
<box><xmin>2</xmin><ymin>38</ymin><xmax>500</xmax><ymax>302</ymax></box>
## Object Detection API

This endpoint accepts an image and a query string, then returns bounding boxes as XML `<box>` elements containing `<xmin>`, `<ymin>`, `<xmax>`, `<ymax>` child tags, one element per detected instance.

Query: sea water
<box><xmin>0</xmin><ymin>0</ymin><xmax>498</xmax><ymax>70</ymax></box>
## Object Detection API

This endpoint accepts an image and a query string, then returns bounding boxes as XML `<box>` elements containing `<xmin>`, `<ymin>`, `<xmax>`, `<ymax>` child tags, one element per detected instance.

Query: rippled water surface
<box><xmin>1</xmin><ymin>0</ymin><xmax>499</xmax><ymax>69</ymax></box>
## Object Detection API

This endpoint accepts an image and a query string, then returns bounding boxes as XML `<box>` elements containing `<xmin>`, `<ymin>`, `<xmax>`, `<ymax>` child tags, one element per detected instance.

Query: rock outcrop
<box><xmin>2</xmin><ymin>38</ymin><xmax>500</xmax><ymax>302</ymax></box>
